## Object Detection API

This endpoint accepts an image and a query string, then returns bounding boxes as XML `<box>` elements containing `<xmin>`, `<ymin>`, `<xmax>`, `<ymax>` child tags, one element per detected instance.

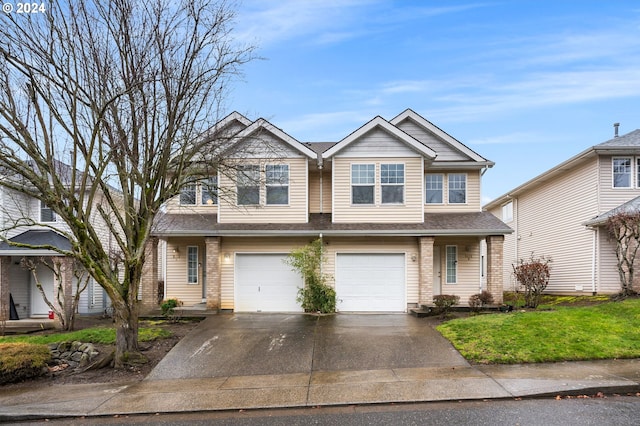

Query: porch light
<box><xmin>223</xmin><ymin>252</ymin><xmax>231</xmax><ymax>262</ymax></box>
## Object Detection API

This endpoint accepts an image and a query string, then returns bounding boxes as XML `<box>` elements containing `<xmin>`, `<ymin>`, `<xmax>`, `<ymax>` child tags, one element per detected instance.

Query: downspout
<box><xmin>318</xmin><ymin>164</ymin><xmax>323</xmax><ymax>214</ymax></box>
<box><xmin>591</xmin><ymin>227</ymin><xmax>597</xmax><ymax>294</ymax></box>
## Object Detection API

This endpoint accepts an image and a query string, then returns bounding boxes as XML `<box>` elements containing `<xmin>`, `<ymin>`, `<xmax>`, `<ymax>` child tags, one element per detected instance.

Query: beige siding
<box><xmin>424</xmin><ymin>169</ymin><xmax>482</xmax><ymax>212</ymax></box>
<box><xmin>219</xmin><ymin>237</ymin><xmax>312</xmax><ymax>310</ymax></box>
<box><xmin>219</xmin><ymin>158</ymin><xmax>308</xmax><ymax>223</ymax></box>
<box><xmin>597</xmin><ymin>155</ymin><xmax>640</xmax><ymax>212</ymax></box>
<box><xmin>435</xmin><ymin>238</ymin><xmax>483</xmax><ymax>304</ymax></box>
<box><xmin>164</xmin><ymin>237</ymin><xmax>205</xmax><ymax>306</ymax></box>
<box><xmin>488</xmin><ymin>203</ymin><xmax>518</xmax><ymax>291</ymax></box>
<box><xmin>308</xmin><ymin>170</ymin><xmax>332</xmax><ymax>214</ymax></box>
<box><xmin>332</xmin><ymin>157</ymin><xmax>424</xmax><ymax>223</ymax></box>
<box><xmin>322</xmin><ymin>237</ymin><xmax>420</xmax><ymax>308</ymax></box>
<box><xmin>337</xmin><ymin>128</ymin><xmax>419</xmax><ymax>158</ymax></box>
<box><xmin>597</xmin><ymin>229</ymin><xmax>621</xmax><ymax>294</ymax></box>
<box><xmin>395</xmin><ymin>120</ymin><xmax>470</xmax><ymax>161</ymax></box>
<box><xmin>508</xmin><ymin>158</ymin><xmax>599</xmax><ymax>293</ymax></box>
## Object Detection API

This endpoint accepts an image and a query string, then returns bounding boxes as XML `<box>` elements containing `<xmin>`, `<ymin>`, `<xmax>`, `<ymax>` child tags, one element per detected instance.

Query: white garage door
<box><xmin>336</xmin><ymin>253</ymin><xmax>406</xmax><ymax>312</ymax></box>
<box><xmin>235</xmin><ymin>254</ymin><xmax>303</xmax><ymax>312</ymax></box>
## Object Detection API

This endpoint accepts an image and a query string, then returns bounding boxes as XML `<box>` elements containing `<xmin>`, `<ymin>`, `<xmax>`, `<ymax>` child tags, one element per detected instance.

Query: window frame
<box><xmin>448</xmin><ymin>173</ymin><xmax>467</xmax><ymax>204</ymax></box>
<box><xmin>201</xmin><ymin>176</ymin><xmax>218</xmax><ymax>206</ymax></box>
<box><xmin>425</xmin><ymin>173</ymin><xmax>444</xmax><ymax>204</ymax></box>
<box><xmin>380</xmin><ymin>163</ymin><xmax>405</xmax><ymax>204</ymax></box>
<box><xmin>502</xmin><ymin>201</ymin><xmax>513</xmax><ymax>222</ymax></box>
<box><xmin>187</xmin><ymin>246</ymin><xmax>198</xmax><ymax>284</ymax></box>
<box><xmin>40</xmin><ymin>201</ymin><xmax>56</xmax><ymax>222</ymax></box>
<box><xmin>613</xmin><ymin>157</ymin><xmax>632</xmax><ymax>188</ymax></box>
<box><xmin>446</xmin><ymin>245</ymin><xmax>458</xmax><ymax>284</ymax></box>
<box><xmin>351</xmin><ymin>163</ymin><xmax>375</xmax><ymax>205</ymax></box>
<box><xmin>265</xmin><ymin>164</ymin><xmax>290</xmax><ymax>205</ymax></box>
<box><xmin>179</xmin><ymin>183</ymin><xmax>197</xmax><ymax>206</ymax></box>
<box><xmin>236</xmin><ymin>165</ymin><xmax>261</xmax><ymax>206</ymax></box>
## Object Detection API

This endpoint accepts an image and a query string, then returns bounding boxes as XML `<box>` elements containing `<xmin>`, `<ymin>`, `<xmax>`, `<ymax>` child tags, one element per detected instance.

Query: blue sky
<box><xmin>228</xmin><ymin>1</ymin><xmax>640</xmax><ymax>204</ymax></box>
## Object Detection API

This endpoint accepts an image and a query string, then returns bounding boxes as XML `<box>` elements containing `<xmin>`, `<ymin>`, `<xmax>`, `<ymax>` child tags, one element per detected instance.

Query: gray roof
<box><xmin>0</xmin><ymin>230</ymin><xmax>71</xmax><ymax>253</ymax></box>
<box><xmin>153</xmin><ymin>212</ymin><xmax>512</xmax><ymax>237</ymax></box>
<box><xmin>583</xmin><ymin>195</ymin><xmax>640</xmax><ymax>227</ymax></box>
<box><xmin>595</xmin><ymin>129</ymin><xmax>640</xmax><ymax>149</ymax></box>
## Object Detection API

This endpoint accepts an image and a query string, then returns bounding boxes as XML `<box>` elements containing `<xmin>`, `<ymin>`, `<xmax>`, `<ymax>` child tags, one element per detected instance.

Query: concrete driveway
<box><xmin>146</xmin><ymin>313</ymin><xmax>469</xmax><ymax>381</ymax></box>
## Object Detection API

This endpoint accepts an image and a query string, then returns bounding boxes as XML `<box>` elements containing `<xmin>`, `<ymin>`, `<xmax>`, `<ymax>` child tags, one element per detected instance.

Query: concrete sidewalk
<box><xmin>0</xmin><ymin>359</ymin><xmax>639</xmax><ymax>421</ymax></box>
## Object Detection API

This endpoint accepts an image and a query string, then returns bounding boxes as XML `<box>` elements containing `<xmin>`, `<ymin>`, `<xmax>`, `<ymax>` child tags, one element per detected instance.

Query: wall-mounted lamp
<box><xmin>223</xmin><ymin>252</ymin><xmax>231</xmax><ymax>262</ymax></box>
<box><xmin>410</xmin><ymin>253</ymin><xmax>417</xmax><ymax>262</ymax></box>
<box><xmin>172</xmin><ymin>247</ymin><xmax>179</xmax><ymax>254</ymax></box>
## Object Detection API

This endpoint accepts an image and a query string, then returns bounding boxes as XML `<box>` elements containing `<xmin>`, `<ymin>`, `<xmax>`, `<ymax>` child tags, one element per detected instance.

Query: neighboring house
<box><xmin>148</xmin><ymin>109</ymin><xmax>511</xmax><ymax>313</ymax></box>
<box><xmin>485</xmin><ymin>127</ymin><xmax>640</xmax><ymax>295</ymax></box>
<box><xmin>0</xmin><ymin>162</ymin><xmax>111</xmax><ymax>319</ymax></box>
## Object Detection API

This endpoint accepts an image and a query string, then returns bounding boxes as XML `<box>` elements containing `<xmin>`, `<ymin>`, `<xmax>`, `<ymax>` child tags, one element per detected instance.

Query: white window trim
<box><xmin>380</xmin><ymin>163</ymin><xmax>405</xmax><ymax>205</ymax></box>
<box><xmin>425</xmin><ymin>173</ymin><xmax>444</xmax><ymax>205</ymax></box>
<box><xmin>40</xmin><ymin>200</ymin><xmax>56</xmax><ymax>223</ymax></box>
<box><xmin>200</xmin><ymin>176</ymin><xmax>218</xmax><ymax>206</ymax></box>
<box><xmin>187</xmin><ymin>246</ymin><xmax>198</xmax><ymax>284</ymax></box>
<box><xmin>448</xmin><ymin>173</ymin><xmax>467</xmax><ymax>204</ymax></box>
<box><xmin>265</xmin><ymin>164</ymin><xmax>290</xmax><ymax>206</ymax></box>
<box><xmin>612</xmin><ymin>157</ymin><xmax>632</xmax><ymax>189</ymax></box>
<box><xmin>236</xmin><ymin>165</ymin><xmax>261</xmax><ymax>206</ymax></box>
<box><xmin>351</xmin><ymin>163</ymin><xmax>376</xmax><ymax>205</ymax></box>
<box><xmin>179</xmin><ymin>184</ymin><xmax>197</xmax><ymax>206</ymax></box>
<box><xmin>446</xmin><ymin>245</ymin><xmax>458</xmax><ymax>284</ymax></box>
<box><xmin>502</xmin><ymin>201</ymin><xmax>513</xmax><ymax>223</ymax></box>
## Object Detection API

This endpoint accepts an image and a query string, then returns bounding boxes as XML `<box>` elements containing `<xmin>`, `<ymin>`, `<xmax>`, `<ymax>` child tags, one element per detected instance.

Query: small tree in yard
<box><xmin>512</xmin><ymin>255</ymin><xmax>551</xmax><ymax>308</ymax></box>
<box><xmin>605</xmin><ymin>210</ymin><xmax>640</xmax><ymax>298</ymax></box>
<box><xmin>285</xmin><ymin>239</ymin><xmax>336</xmax><ymax>313</ymax></box>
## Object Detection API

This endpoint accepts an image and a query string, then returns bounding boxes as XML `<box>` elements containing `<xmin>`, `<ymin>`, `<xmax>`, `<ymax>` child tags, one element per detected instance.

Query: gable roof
<box><xmin>231</xmin><ymin>118</ymin><xmax>318</xmax><ymax>160</ymax></box>
<box><xmin>583</xmin><ymin>195</ymin><xmax>640</xmax><ymax>227</ymax></box>
<box><xmin>0</xmin><ymin>230</ymin><xmax>70</xmax><ymax>256</ymax></box>
<box><xmin>322</xmin><ymin>116</ymin><xmax>437</xmax><ymax>159</ymax></box>
<box><xmin>485</xmin><ymin>128</ymin><xmax>640</xmax><ymax>210</ymax></box>
<box><xmin>391</xmin><ymin>109</ymin><xmax>493</xmax><ymax>165</ymax></box>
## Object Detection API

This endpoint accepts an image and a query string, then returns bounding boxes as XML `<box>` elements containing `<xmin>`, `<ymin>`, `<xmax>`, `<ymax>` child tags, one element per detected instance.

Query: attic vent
<box><xmin>614</xmin><ymin>122</ymin><xmax>620</xmax><ymax>138</ymax></box>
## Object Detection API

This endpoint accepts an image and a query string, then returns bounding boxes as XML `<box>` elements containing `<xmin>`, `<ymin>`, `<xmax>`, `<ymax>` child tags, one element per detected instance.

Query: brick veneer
<box><xmin>419</xmin><ymin>236</ymin><xmax>435</xmax><ymax>306</ymax></box>
<box><xmin>205</xmin><ymin>237</ymin><xmax>221</xmax><ymax>311</ymax></box>
<box><xmin>140</xmin><ymin>236</ymin><xmax>159</xmax><ymax>312</ymax></box>
<box><xmin>486</xmin><ymin>235</ymin><xmax>504</xmax><ymax>304</ymax></box>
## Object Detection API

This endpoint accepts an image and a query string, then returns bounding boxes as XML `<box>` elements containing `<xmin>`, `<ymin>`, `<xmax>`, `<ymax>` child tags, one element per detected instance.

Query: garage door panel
<box><xmin>336</xmin><ymin>254</ymin><xmax>406</xmax><ymax>312</ymax></box>
<box><xmin>235</xmin><ymin>254</ymin><xmax>303</xmax><ymax>312</ymax></box>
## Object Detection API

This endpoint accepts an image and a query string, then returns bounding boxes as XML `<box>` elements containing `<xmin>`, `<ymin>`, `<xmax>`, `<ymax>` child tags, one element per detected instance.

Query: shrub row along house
<box><xmin>485</xmin><ymin>126</ymin><xmax>640</xmax><ymax>295</ymax></box>
<box><xmin>143</xmin><ymin>109</ymin><xmax>511</xmax><ymax>313</ymax></box>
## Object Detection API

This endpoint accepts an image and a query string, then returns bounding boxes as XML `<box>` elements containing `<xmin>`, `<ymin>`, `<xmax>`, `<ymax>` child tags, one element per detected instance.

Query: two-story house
<box><xmin>0</xmin><ymin>162</ymin><xmax>110</xmax><ymax>320</ymax></box>
<box><xmin>485</xmin><ymin>127</ymin><xmax>640</xmax><ymax>295</ymax></box>
<box><xmin>148</xmin><ymin>109</ymin><xmax>511</xmax><ymax>313</ymax></box>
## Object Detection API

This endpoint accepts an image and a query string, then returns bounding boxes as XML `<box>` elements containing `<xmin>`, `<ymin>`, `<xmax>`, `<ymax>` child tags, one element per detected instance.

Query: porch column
<box><xmin>140</xmin><ymin>236</ymin><xmax>159</xmax><ymax>313</ymax></box>
<box><xmin>486</xmin><ymin>235</ymin><xmax>504</xmax><ymax>304</ymax></box>
<box><xmin>419</xmin><ymin>236</ymin><xmax>435</xmax><ymax>307</ymax></box>
<box><xmin>205</xmin><ymin>237</ymin><xmax>221</xmax><ymax>311</ymax></box>
<box><xmin>0</xmin><ymin>256</ymin><xmax>10</xmax><ymax>322</ymax></box>
<box><xmin>52</xmin><ymin>257</ymin><xmax>74</xmax><ymax>328</ymax></box>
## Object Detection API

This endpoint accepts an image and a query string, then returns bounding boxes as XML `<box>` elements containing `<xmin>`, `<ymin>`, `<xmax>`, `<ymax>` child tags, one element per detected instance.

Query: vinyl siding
<box><xmin>218</xmin><ymin>158</ymin><xmax>308</xmax><ymax>223</ymax></box>
<box><xmin>219</xmin><ymin>237</ymin><xmax>311</xmax><ymax>310</ymax></box>
<box><xmin>597</xmin><ymin>155</ymin><xmax>640</xmax><ymax>212</ymax></box>
<box><xmin>395</xmin><ymin>120</ymin><xmax>470</xmax><ymax>161</ymax></box>
<box><xmin>597</xmin><ymin>228</ymin><xmax>622</xmax><ymax>294</ymax></box>
<box><xmin>424</xmin><ymin>169</ymin><xmax>482</xmax><ymax>212</ymax></box>
<box><xmin>308</xmin><ymin>170</ymin><xmax>332</xmax><ymax>214</ymax></box>
<box><xmin>8</xmin><ymin>260</ymin><xmax>30</xmax><ymax>318</ymax></box>
<box><xmin>488</xmin><ymin>203</ymin><xmax>518</xmax><ymax>291</ymax></box>
<box><xmin>332</xmin><ymin>157</ymin><xmax>424</xmax><ymax>223</ymax></box>
<box><xmin>336</xmin><ymin>128</ymin><xmax>420</xmax><ymax>158</ymax></box>
<box><xmin>434</xmin><ymin>238</ymin><xmax>483</xmax><ymax>304</ymax></box>
<box><xmin>164</xmin><ymin>237</ymin><xmax>205</xmax><ymax>306</ymax></box>
<box><xmin>321</xmin><ymin>237</ymin><xmax>420</xmax><ymax>309</ymax></box>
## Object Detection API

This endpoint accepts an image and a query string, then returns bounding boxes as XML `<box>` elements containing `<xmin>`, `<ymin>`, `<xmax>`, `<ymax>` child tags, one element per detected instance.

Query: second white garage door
<box><xmin>335</xmin><ymin>253</ymin><xmax>406</xmax><ymax>312</ymax></box>
<box><xmin>235</xmin><ymin>254</ymin><xmax>303</xmax><ymax>312</ymax></box>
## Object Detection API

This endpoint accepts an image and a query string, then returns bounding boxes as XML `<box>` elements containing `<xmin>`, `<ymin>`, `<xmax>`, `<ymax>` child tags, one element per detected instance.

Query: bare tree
<box><xmin>606</xmin><ymin>211</ymin><xmax>640</xmax><ymax>297</ymax></box>
<box><xmin>0</xmin><ymin>0</ymin><xmax>254</xmax><ymax>367</ymax></box>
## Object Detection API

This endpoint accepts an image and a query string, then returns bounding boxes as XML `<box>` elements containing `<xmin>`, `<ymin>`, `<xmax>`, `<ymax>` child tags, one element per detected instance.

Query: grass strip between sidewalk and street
<box><xmin>437</xmin><ymin>298</ymin><xmax>640</xmax><ymax>364</ymax></box>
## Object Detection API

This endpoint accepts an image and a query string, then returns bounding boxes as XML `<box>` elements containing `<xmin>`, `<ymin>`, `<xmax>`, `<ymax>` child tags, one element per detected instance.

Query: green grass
<box><xmin>0</xmin><ymin>324</ymin><xmax>172</xmax><ymax>345</ymax></box>
<box><xmin>437</xmin><ymin>298</ymin><xmax>640</xmax><ymax>364</ymax></box>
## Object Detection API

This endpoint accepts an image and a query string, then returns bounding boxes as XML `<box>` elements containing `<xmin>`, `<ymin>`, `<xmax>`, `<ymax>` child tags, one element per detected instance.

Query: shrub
<box><xmin>160</xmin><ymin>298</ymin><xmax>182</xmax><ymax>321</ymax></box>
<box><xmin>512</xmin><ymin>255</ymin><xmax>551</xmax><ymax>308</ymax></box>
<box><xmin>0</xmin><ymin>342</ymin><xmax>51</xmax><ymax>384</ymax></box>
<box><xmin>433</xmin><ymin>294</ymin><xmax>460</xmax><ymax>318</ymax></box>
<box><xmin>285</xmin><ymin>239</ymin><xmax>336</xmax><ymax>313</ymax></box>
<box><xmin>297</xmin><ymin>279</ymin><xmax>336</xmax><ymax>314</ymax></box>
<box><xmin>468</xmin><ymin>291</ymin><xmax>495</xmax><ymax>313</ymax></box>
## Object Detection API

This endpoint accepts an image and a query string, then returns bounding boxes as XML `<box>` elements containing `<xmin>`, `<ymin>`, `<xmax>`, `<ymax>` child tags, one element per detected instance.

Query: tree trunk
<box><xmin>113</xmin><ymin>301</ymin><xmax>139</xmax><ymax>369</ymax></box>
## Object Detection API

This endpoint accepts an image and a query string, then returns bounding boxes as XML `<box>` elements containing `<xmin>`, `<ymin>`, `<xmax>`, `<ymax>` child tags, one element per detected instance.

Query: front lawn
<box><xmin>437</xmin><ymin>298</ymin><xmax>640</xmax><ymax>364</ymax></box>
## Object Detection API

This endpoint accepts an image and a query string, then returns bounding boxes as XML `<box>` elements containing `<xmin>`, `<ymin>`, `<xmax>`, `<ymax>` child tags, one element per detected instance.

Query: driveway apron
<box><xmin>146</xmin><ymin>313</ymin><xmax>469</xmax><ymax>381</ymax></box>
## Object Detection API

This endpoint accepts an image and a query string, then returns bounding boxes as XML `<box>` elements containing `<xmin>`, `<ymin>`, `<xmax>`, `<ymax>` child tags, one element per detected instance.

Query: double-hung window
<box><xmin>40</xmin><ymin>201</ymin><xmax>55</xmax><ymax>222</ymax></box>
<box><xmin>425</xmin><ymin>174</ymin><xmax>443</xmax><ymax>204</ymax></box>
<box><xmin>613</xmin><ymin>158</ymin><xmax>632</xmax><ymax>188</ymax></box>
<box><xmin>502</xmin><ymin>201</ymin><xmax>513</xmax><ymax>222</ymax></box>
<box><xmin>448</xmin><ymin>173</ymin><xmax>466</xmax><ymax>204</ymax></box>
<box><xmin>446</xmin><ymin>245</ymin><xmax>457</xmax><ymax>284</ymax></box>
<box><xmin>179</xmin><ymin>184</ymin><xmax>196</xmax><ymax>205</ymax></box>
<box><xmin>187</xmin><ymin>246</ymin><xmax>198</xmax><ymax>284</ymax></box>
<box><xmin>266</xmin><ymin>164</ymin><xmax>289</xmax><ymax>205</ymax></box>
<box><xmin>237</xmin><ymin>165</ymin><xmax>260</xmax><ymax>205</ymax></box>
<box><xmin>201</xmin><ymin>176</ymin><xmax>218</xmax><ymax>205</ymax></box>
<box><xmin>381</xmin><ymin>164</ymin><xmax>404</xmax><ymax>204</ymax></box>
<box><xmin>351</xmin><ymin>164</ymin><xmax>375</xmax><ymax>204</ymax></box>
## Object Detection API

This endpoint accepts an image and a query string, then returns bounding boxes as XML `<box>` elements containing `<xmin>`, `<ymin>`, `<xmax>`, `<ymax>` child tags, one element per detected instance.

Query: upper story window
<box><xmin>613</xmin><ymin>158</ymin><xmax>632</xmax><ymax>188</ymax></box>
<box><xmin>266</xmin><ymin>164</ymin><xmax>289</xmax><ymax>205</ymax></box>
<box><xmin>237</xmin><ymin>165</ymin><xmax>260</xmax><ymax>205</ymax></box>
<box><xmin>381</xmin><ymin>164</ymin><xmax>404</xmax><ymax>204</ymax></box>
<box><xmin>201</xmin><ymin>177</ymin><xmax>218</xmax><ymax>205</ymax></box>
<box><xmin>502</xmin><ymin>201</ymin><xmax>513</xmax><ymax>222</ymax></box>
<box><xmin>425</xmin><ymin>174</ymin><xmax>443</xmax><ymax>204</ymax></box>
<box><xmin>448</xmin><ymin>173</ymin><xmax>467</xmax><ymax>204</ymax></box>
<box><xmin>179</xmin><ymin>184</ymin><xmax>196</xmax><ymax>205</ymax></box>
<box><xmin>40</xmin><ymin>201</ymin><xmax>55</xmax><ymax>222</ymax></box>
<box><xmin>351</xmin><ymin>164</ymin><xmax>375</xmax><ymax>204</ymax></box>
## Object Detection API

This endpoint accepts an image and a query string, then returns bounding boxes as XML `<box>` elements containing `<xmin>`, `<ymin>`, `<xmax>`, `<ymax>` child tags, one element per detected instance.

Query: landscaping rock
<box><xmin>48</xmin><ymin>341</ymin><xmax>100</xmax><ymax>372</ymax></box>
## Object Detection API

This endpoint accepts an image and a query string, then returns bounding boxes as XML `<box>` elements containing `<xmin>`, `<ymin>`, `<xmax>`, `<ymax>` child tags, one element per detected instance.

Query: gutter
<box><xmin>153</xmin><ymin>228</ymin><xmax>513</xmax><ymax>238</ymax></box>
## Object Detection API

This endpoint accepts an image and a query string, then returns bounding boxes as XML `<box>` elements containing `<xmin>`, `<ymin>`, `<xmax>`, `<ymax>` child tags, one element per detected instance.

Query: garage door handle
<box><xmin>258</xmin><ymin>286</ymin><xmax>260</xmax><ymax>292</ymax></box>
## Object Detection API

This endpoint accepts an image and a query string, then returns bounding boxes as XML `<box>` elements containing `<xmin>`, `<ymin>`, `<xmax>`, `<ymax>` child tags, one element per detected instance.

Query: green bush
<box><xmin>469</xmin><ymin>291</ymin><xmax>495</xmax><ymax>313</ymax></box>
<box><xmin>297</xmin><ymin>278</ymin><xmax>336</xmax><ymax>313</ymax></box>
<box><xmin>286</xmin><ymin>239</ymin><xmax>336</xmax><ymax>313</ymax></box>
<box><xmin>0</xmin><ymin>342</ymin><xmax>51</xmax><ymax>384</ymax></box>
<box><xmin>160</xmin><ymin>298</ymin><xmax>182</xmax><ymax>321</ymax></box>
<box><xmin>433</xmin><ymin>294</ymin><xmax>460</xmax><ymax>318</ymax></box>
